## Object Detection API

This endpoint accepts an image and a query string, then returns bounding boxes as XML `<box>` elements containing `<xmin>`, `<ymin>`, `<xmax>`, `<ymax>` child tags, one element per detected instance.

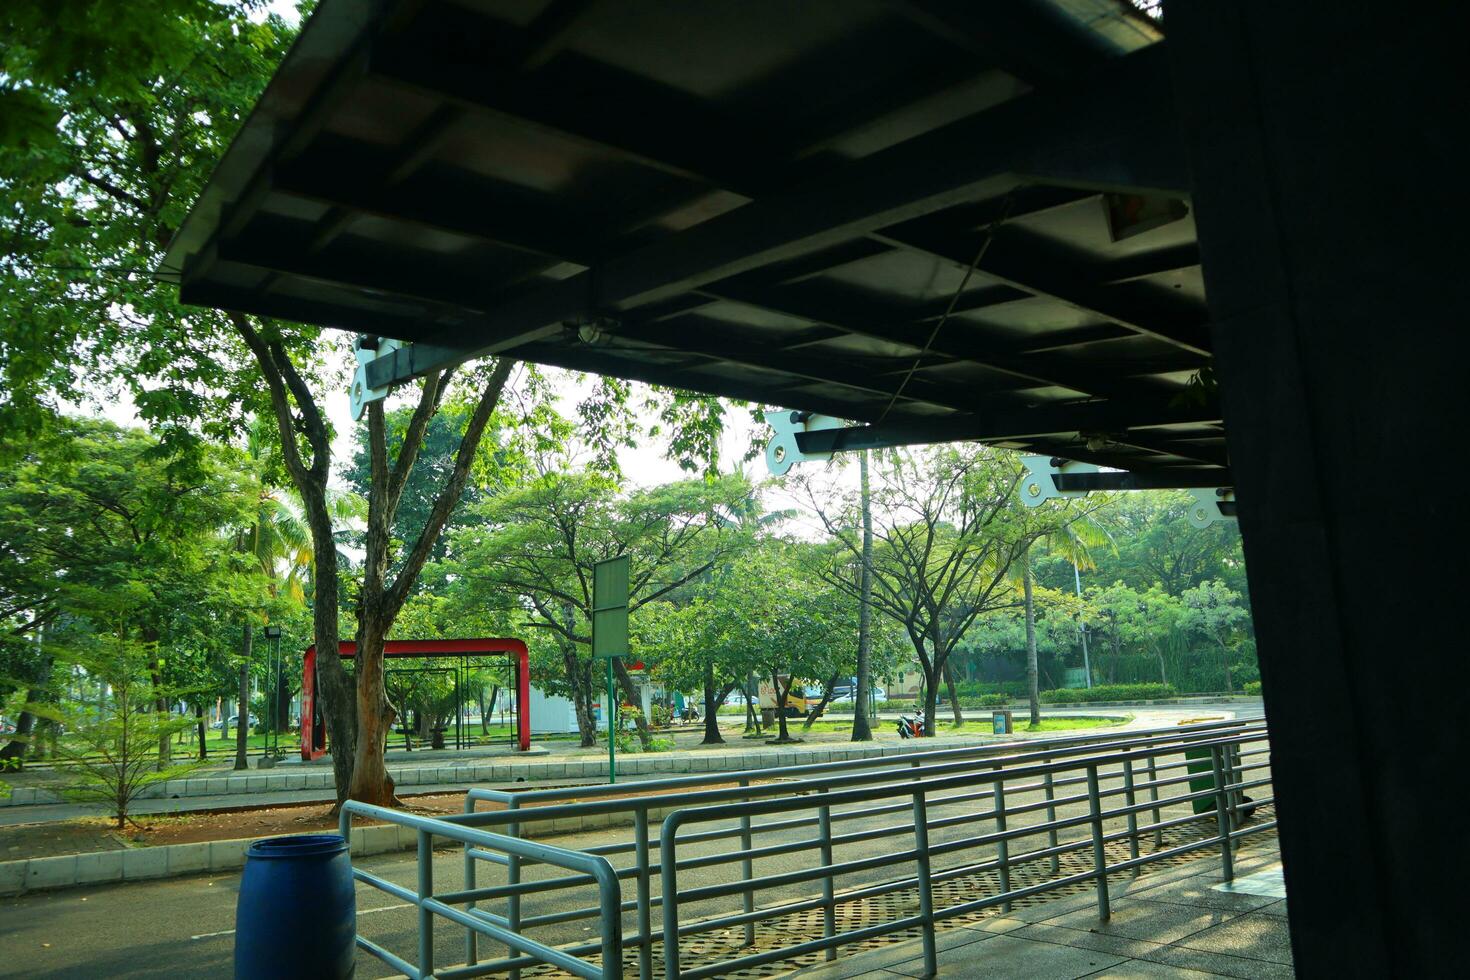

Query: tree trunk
<box><xmin>235</xmin><ymin>624</ymin><xmax>251</xmax><ymax>770</ymax></box>
<box><xmin>943</xmin><ymin>661</ymin><xmax>964</xmax><ymax>727</ymax></box>
<box><xmin>803</xmin><ymin>670</ymin><xmax>842</xmax><ymax>732</ymax></box>
<box><xmin>1217</xmin><ymin>639</ymin><xmax>1234</xmax><ymax>693</ymax></box>
<box><xmin>921</xmin><ymin>666</ymin><xmax>941</xmax><ymax>737</ymax></box>
<box><xmin>220</xmin><ymin>699</ymin><xmax>230</xmax><ymax>742</ymax></box>
<box><xmin>196</xmin><ymin>703</ymin><xmax>207</xmax><ymax>760</ymax></box>
<box><xmin>0</xmin><ymin>679</ymin><xmax>49</xmax><ymax>763</ymax></box>
<box><xmin>772</xmin><ymin>672</ymin><xmax>794</xmax><ymax>742</ymax></box>
<box><xmin>146</xmin><ymin>633</ymin><xmax>170</xmax><ymax>770</ymax></box>
<box><xmin>348</xmin><ymin>617</ymin><xmax>398</xmax><ymax>806</ymax></box>
<box><xmin>701</xmin><ymin>662</ymin><xmax>724</xmax><ymax>744</ymax></box>
<box><xmin>1023</xmin><ymin>549</ymin><xmax>1041</xmax><ymax>727</ymax></box>
<box><xmin>744</xmin><ymin>685</ymin><xmax>761</xmax><ymax>734</ymax></box>
<box><xmin>852</xmin><ymin>449</ymin><xmax>875</xmax><ymax>742</ymax></box>
<box><xmin>558</xmin><ymin>605</ymin><xmax>598</xmax><ymax>747</ymax></box>
<box><xmin>612</xmin><ymin>659</ymin><xmax>653</xmax><ymax>749</ymax></box>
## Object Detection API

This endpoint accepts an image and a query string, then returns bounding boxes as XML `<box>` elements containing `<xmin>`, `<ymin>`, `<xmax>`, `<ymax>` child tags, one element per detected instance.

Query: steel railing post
<box><xmin>1086</xmin><ymin>764</ymin><xmax>1110</xmax><ymax>921</ymax></box>
<box><xmin>739</xmin><ymin>777</ymin><xmax>755</xmax><ymax>946</ymax></box>
<box><xmin>992</xmin><ymin>766</ymin><xmax>1011</xmax><ymax>912</ymax></box>
<box><xmin>464</xmin><ymin>799</ymin><xmax>478</xmax><ymax>967</ymax></box>
<box><xmin>912</xmin><ymin>791</ymin><xmax>937</xmax><ymax>977</ymax></box>
<box><xmin>634</xmin><ymin>807</ymin><xmax>652</xmax><ymax>980</ymax></box>
<box><xmin>1147</xmin><ymin>752</ymin><xmax>1162</xmax><ymax>848</ymax></box>
<box><xmin>418</xmin><ymin>828</ymin><xmax>435</xmax><ymax>978</ymax></box>
<box><xmin>1122</xmin><ymin>752</ymin><xmax>1140</xmax><ymax>870</ymax></box>
<box><xmin>1210</xmin><ymin>745</ymin><xmax>1235</xmax><ymax>881</ymax></box>
<box><xmin>1227</xmin><ymin>742</ymin><xmax>1244</xmax><ymax>831</ymax></box>
<box><xmin>508</xmin><ymin>797</ymin><xmax>522</xmax><ymax>980</ymax></box>
<box><xmin>660</xmin><ymin>818</ymin><xmax>682</xmax><ymax>980</ymax></box>
<box><xmin>818</xmin><ymin>792</ymin><xmax>836</xmax><ymax>961</ymax></box>
<box><xmin>1042</xmin><ymin>756</ymin><xmax>1060</xmax><ymax>875</ymax></box>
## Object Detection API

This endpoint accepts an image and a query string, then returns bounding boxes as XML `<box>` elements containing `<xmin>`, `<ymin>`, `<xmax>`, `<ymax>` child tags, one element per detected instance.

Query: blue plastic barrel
<box><xmin>235</xmin><ymin>833</ymin><xmax>356</xmax><ymax>979</ymax></box>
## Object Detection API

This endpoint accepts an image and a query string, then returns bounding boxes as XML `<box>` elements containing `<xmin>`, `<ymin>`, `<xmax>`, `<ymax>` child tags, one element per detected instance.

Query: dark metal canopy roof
<box><xmin>166</xmin><ymin>0</ymin><xmax>1226</xmax><ymax>480</ymax></box>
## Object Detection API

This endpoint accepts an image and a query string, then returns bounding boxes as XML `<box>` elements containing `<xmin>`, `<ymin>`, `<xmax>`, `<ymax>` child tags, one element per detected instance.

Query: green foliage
<box><xmin>1244</xmin><ymin>680</ymin><xmax>1263</xmax><ymax>697</ymax></box>
<box><xmin>1</xmin><ymin>1</ymin><xmax>300</xmax><ymax>448</ymax></box>
<box><xmin>1039</xmin><ymin>683</ymin><xmax>1177</xmax><ymax>703</ymax></box>
<box><xmin>37</xmin><ymin>631</ymin><xmax>202</xmax><ymax>827</ymax></box>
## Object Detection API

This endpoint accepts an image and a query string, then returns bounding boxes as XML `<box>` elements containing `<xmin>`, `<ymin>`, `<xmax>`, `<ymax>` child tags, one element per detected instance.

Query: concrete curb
<box><xmin>0</xmin><ymin>796</ymin><xmax>690</xmax><ymax>897</ymax></box>
<box><xmin>2</xmin><ymin>733</ymin><xmax>1004</xmax><ymax>809</ymax></box>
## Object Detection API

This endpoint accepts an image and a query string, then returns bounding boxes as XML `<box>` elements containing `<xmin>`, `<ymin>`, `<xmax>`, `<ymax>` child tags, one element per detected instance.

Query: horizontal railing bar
<box><xmin>456</xmin><ymin>726</ymin><xmax>1268</xmax><ymax>833</ymax></box>
<box><xmin>424</xmin><ymin>897</ymin><xmax>604</xmax><ymax>980</ymax></box>
<box><xmin>356</xmin><ymin>935</ymin><xmax>419</xmax><ymax>979</ymax></box>
<box><xmin>466</xmin><ymin>719</ymin><xmax>1258</xmax><ymax>809</ymax></box>
<box><xmin>352</xmin><ymin>867</ymin><xmax>419</xmax><ymax>905</ymax></box>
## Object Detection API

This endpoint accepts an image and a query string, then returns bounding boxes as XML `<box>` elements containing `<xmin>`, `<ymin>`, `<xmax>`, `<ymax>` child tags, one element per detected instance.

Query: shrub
<box><xmin>1039</xmin><ymin>683</ymin><xmax>1177</xmax><ymax>704</ymax></box>
<box><xmin>1244</xmin><ymin>680</ymin><xmax>1263</xmax><ymax>697</ymax></box>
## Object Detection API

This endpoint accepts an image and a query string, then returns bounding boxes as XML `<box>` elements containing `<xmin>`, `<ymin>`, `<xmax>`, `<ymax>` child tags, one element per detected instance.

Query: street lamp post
<box><xmin>1074</xmin><ymin>563</ymin><xmax>1093</xmax><ymax>688</ymax></box>
<box><xmin>263</xmin><ymin>625</ymin><xmax>282</xmax><ymax>763</ymax></box>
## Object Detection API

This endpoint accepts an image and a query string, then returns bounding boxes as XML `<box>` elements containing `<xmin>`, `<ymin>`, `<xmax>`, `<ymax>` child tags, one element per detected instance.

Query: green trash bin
<box><xmin>1180</xmin><ymin>719</ymin><xmax>1221</xmax><ymax>815</ymax></box>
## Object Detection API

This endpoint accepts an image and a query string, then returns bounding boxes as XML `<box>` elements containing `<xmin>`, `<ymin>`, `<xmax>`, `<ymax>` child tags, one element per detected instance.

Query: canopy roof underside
<box><xmin>165</xmin><ymin>0</ymin><xmax>1226</xmax><ymax>478</ymax></box>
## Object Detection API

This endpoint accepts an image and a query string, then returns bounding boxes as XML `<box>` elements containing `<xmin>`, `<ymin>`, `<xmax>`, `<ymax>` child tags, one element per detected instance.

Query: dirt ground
<box><xmin>1</xmin><ymin>782</ymin><xmax>754</xmax><ymax>860</ymax></box>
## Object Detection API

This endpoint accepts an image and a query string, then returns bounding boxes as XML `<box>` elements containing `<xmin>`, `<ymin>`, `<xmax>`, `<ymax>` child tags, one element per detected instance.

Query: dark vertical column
<box><xmin>1166</xmin><ymin>3</ymin><xmax>1467</xmax><ymax>975</ymax></box>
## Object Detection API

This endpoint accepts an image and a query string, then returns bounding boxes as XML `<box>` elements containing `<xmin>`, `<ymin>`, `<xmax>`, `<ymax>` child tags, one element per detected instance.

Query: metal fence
<box><xmin>343</xmin><ymin>719</ymin><xmax>1273</xmax><ymax>979</ymax></box>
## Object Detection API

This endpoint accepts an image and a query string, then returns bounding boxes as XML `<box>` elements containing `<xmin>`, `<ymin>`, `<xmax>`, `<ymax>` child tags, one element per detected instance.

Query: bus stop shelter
<box><xmin>165</xmin><ymin>1</ymin><xmax>1463</xmax><ymax>974</ymax></box>
<box><xmin>301</xmin><ymin>637</ymin><xmax>532</xmax><ymax>758</ymax></box>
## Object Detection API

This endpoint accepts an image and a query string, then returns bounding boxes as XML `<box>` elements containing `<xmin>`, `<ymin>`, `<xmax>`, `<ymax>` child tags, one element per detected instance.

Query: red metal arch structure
<box><xmin>301</xmin><ymin>638</ymin><xmax>531</xmax><ymax>760</ymax></box>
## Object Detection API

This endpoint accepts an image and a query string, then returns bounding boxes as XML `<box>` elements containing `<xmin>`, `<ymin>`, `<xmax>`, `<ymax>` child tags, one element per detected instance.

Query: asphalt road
<box><xmin>1</xmin><ymin>703</ymin><xmax>1266</xmax><ymax>978</ymax></box>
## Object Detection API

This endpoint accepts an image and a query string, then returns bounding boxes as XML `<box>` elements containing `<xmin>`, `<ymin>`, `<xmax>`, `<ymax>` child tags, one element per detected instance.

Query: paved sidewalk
<box><xmin>784</xmin><ymin>847</ymin><xmax>1290</xmax><ymax>979</ymax></box>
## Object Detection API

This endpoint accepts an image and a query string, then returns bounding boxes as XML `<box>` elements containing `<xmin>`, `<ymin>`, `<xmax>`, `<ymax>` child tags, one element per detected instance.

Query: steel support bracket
<box><xmin>1187</xmin><ymin>487</ymin><xmax>1237</xmax><ymax>527</ymax></box>
<box><xmin>349</xmin><ymin>336</ymin><xmax>404</xmax><ymax>420</ymax></box>
<box><xmin>1019</xmin><ymin>455</ymin><xmax>1101</xmax><ymax>507</ymax></box>
<box><xmin>765</xmin><ymin>410</ymin><xmax>848</xmax><ymax>475</ymax></box>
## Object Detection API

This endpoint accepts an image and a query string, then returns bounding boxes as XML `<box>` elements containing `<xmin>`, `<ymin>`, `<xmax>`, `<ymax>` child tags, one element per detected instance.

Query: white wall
<box><xmin>527</xmin><ymin>686</ymin><xmax>580</xmax><ymax>734</ymax></box>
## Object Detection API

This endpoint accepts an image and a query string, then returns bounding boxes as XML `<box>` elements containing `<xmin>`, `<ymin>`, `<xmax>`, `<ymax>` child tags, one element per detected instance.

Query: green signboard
<box><xmin>591</xmin><ymin>555</ymin><xmax>630</xmax><ymax>783</ymax></box>
<box><xmin>592</xmin><ymin>554</ymin><xmax>629</xmax><ymax>659</ymax></box>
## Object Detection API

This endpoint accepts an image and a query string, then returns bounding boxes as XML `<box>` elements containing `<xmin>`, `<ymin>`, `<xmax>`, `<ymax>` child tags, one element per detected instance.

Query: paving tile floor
<box><xmin>784</xmin><ymin>845</ymin><xmax>1290</xmax><ymax>979</ymax></box>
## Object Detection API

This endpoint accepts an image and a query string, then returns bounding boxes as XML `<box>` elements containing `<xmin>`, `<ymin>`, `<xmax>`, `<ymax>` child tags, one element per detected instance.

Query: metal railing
<box><xmin>346</xmin><ymin>720</ymin><xmax>1273</xmax><ymax>979</ymax></box>
<box><xmin>338</xmin><ymin>803</ymin><xmax>621</xmax><ymax>979</ymax></box>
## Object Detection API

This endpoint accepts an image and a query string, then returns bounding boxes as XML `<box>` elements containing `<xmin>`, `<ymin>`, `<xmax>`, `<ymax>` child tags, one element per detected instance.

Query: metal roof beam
<box><xmin>872</xmin><ymin>223</ymin><xmax>1213</xmax><ymax>355</ymax></box>
<box><xmin>791</xmin><ymin>394</ymin><xmax>1223</xmax><ymax>452</ymax></box>
<box><xmin>339</xmin><ymin>47</ymin><xmax>1186</xmax><ymax>390</ymax></box>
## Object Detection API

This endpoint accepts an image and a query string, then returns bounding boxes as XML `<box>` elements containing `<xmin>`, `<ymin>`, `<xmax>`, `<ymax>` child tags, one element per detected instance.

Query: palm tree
<box><xmin>230</xmin><ymin>421</ymin><xmax>362</xmax><ymax>770</ymax></box>
<box><xmin>1019</xmin><ymin>517</ymin><xmax>1113</xmax><ymax>727</ymax></box>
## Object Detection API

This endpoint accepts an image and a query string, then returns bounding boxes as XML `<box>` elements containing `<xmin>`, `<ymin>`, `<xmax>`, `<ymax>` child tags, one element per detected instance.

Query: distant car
<box><xmin>211</xmin><ymin>713</ymin><xmax>255</xmax><ymax>731</ymax></box>
<box><xmin>827</xmin><ymin>684</ymin><xmax>885</xmax><ymax>703</ymax></box>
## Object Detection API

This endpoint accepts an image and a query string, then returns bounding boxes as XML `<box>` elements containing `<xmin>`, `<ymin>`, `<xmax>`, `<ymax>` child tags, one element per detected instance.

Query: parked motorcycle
<box><xmin>895</xmin><ymin>714</ymin><xmax>924</xmax><ymax>739</ymax></box>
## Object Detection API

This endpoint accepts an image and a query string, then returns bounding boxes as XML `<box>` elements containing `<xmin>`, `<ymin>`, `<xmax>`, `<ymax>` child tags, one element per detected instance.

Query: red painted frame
<box><xmin>300</xmin><ymin>638</ymin><xmax>531</xmax><ymax>760</ymax></box>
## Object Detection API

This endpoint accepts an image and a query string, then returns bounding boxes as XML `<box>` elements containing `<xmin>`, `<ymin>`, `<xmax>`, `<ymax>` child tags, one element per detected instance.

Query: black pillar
<box><xmin>1167</xmin><ymin>2</ymin><xmax>1467</xmax><ymax>975</ymax></box>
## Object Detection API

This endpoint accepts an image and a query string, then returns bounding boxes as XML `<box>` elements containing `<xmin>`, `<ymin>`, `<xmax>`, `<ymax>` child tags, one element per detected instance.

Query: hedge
<box><xmin>1038</xmin><ymin>683</ymin><xmax>1177</xmax><ymax>703</ymax></box>
<box><xmin>1244</xmin><ymin>680</ymin><xmax>1263</xmax><ymax>697</ymax></box>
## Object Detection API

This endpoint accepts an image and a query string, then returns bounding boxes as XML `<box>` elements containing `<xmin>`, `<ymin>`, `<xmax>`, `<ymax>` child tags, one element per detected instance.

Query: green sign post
<box><xmin>592</xmin><ymin>555</ymin><xmax>630</xmax><ymax>784</ymax></box>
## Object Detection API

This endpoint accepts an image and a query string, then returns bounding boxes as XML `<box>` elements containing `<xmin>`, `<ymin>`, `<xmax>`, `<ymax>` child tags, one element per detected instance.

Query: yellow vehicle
<box><xmin>758</xmin><ymin>677</ymin><xmax>823</xmax><ymax>718</ymax></box>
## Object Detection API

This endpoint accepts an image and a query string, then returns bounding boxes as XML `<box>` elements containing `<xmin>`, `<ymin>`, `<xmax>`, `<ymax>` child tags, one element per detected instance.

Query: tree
<box><xmin>41</xmin><ymin>628</ymin><xmax>200</xmax><ymax>828</ymax></box>
<box><xmin>1019</xmin><ymin>516</ymin><xmax>1112</xmax><ymax>723</ymax></box>
<box><xmin>0</xmin><ymin>419</ymin><xmax>262</xmax><ymax>764</ymax></box>
<box><xmin>852</xmin><ymin>450</ymin><xmax>876</xmax><ymax>741</ymax></box>
<box><xmin>2</xmin><ymin>1</ymin><xmax>737</xmax><ymax>803</ymax></box>
<box><xmin>1180</xmin><ymin>580</ymin><xmax>1250</xmax><ymax>693</ymax></box>
<box><xmin>452</xmin><ymin>463</ymin><xmax>754</xmax><ymax>748</ymax></box>
<box><xmin>666</xmin><ymin>544</ymin><xmax>854</xmax><ymax>743</ymax></box>
<box><xmin>808</xmin><ymin>446</ymin><xmax>1051</xmax><ymax>735</ymax></box>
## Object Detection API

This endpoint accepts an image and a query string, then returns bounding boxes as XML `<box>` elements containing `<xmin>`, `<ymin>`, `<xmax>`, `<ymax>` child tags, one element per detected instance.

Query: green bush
<box><xmin>1243</xmin><ymin>680</ymin><xmax>1263</xmax><ymax>697</ymax></box>
<box><xmin>1039</xmin><ymin>683</ymin><xmax>1177</xmax><ymax>704</ymax></box>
